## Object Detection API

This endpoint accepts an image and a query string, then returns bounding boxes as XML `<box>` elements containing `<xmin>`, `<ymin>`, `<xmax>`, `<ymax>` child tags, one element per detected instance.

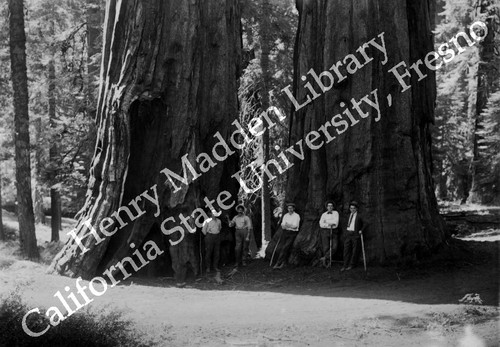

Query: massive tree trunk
<box><xmin>50</xmin><ymin>0</ymin><xmax>241</xmax><ymax>279</ymax></box>
<box><xmin>267</xmin><ymin>0</ymin><xmax>446</xmax><ymax>264</ymax></box>
<box><xmin>468</xmin><ymin>1</ymin><xmax>498</xmax><ymax>204</ymax></box>
<box><xmin>8</xmin><ymin>0</ymin><xmax>39</xmax><ymax>260</ymax></box>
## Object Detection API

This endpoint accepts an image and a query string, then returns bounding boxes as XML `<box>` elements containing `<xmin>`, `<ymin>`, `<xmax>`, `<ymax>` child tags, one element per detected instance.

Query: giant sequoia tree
<box><xmin>267</xmin><ymin>0</ymin><xmax>446</xmax><ymax>264</ymax></box>
<box><xmin>50</xmin><ymin>0</ymin><xmax>241</xmax><ymax>279</ymax></box>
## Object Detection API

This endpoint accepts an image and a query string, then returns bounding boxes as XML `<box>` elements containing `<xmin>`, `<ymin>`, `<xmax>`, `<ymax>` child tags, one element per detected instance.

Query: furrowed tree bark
<box><xmin>50</xmin><ymin>0</ymin><xmax>241</xmax><ymax>279</ymax></box>
<box><xmin>267</xmin><ymin>0</ymin><xmax>446</xmax><ymax>264</ymax></box>
<box><xmin>8</xmin><ymin>0</ymin><xmax>39</xmax><ymax>260</ymax></box>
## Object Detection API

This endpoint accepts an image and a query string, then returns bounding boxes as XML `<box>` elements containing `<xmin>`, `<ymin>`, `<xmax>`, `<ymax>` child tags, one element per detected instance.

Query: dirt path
<box><xmin>1</xmin><ymin>239</ymin><xmax>498</xmax><ymax>346</ymax></box>
<box><xmin>0</xmin><ymin>208</ymin><xmax>498</xmax><ymax>346</ymax></box>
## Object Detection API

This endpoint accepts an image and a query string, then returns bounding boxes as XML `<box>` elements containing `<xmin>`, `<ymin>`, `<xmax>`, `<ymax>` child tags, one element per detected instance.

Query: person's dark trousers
<box><xmin>243</xmin><ymin>237</ymin><xmax>250</xmax><ymax>261</ymax></box>
<box><xmin>204</xmin><ymin>233</ymin><xmax>220</xmax><ymax>271</ymax></box>
<box><xmin>343</xmin><ymin>231</ymin><xmax>360</xmax><ymax>268</ymax></box>
<box><xmin>220</xmin><ymin>240</ymin><xmax>232</xmax><ymax>266</ymax></box>
<box><xmin>234</xmin><ymin>229</ymin><xmax>247</xmax><ymax>265</ymax></box>
<box><xmin>276</xmin><ymin>229</ymin><xmax>297</xmax><ymax>265</ymax></box>
<box><xmin>320</xmin><ymin>228</ymin><xmax>339</xmax><ymax>258</ymax></box>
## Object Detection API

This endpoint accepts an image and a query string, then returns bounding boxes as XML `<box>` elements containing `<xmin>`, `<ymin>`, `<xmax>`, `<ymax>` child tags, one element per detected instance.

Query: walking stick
<box><xmin>270</xmin><ymin>214</ymin><xmax>285</xmax><ymax>267</ymax></box>
<box><xmin>199</xmin><ymin>232</ymin><xmax>203</xmax><ymax>274</ymax></box>
<box><xmin>269</xmin><ymin>232</ymin><xmax>282</xmax><ymax>267</ymax></box>
<box><xmin>329</xmin><ymin>226</ymin><xmax>333</xmax><ymax>268</ymax></box>
<box><xmin>360</xmin><ymin>232</ymin><xmax>367</xmax><ymax>273</ymax></box>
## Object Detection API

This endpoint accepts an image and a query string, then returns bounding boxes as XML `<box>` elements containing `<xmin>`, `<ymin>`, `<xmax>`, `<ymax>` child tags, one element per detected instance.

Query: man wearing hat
<box><xmin>341</xmin><ymin>201</ymin><xmax>366</xmax><ymax>271</ymax></box>
<box><xmin>228</xmin><ymin>204</ymin><xmax>253</xmax><ymax>267</ymax></box>
<box><xmin>202</xmin><ymin>209</ymin><xmax>222</xmax><ymax>274</ymax></box>
<box><xmin>273</xmin><ymin>202</ymin><xmax>301</xmax><ymax>269</ymax></box>
<box><xmin>318</xmin><ymin>201</ymin><xmax>339</xmax><ymax>267</ymax></box>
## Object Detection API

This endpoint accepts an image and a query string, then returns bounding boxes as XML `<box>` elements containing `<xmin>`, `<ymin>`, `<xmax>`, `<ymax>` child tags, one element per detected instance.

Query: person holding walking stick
<box><xmin>341</xmin><ymin>201</ymin><xmax>366</xmax><ymax>272</ymax></box>
<box><xmin>273</xmin><ymin>203</ymin><xmax>300</xmax><ymax>269</ymax></box>
<box><xmin>319</xmin><ymin>201</ymin><xmax>339</xmax><ymax>268</ymax></box>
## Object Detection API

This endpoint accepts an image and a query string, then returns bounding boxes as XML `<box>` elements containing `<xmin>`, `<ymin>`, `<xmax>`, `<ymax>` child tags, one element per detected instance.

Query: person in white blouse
<box><xmin>273</xmin><ymin>202</ymin><xmax>301</xmax><ymax>269</ymax></box>
<box><xmin>318</xmin><ymin>201</ymin><xmax>339</xmax><ymax>268</ymax></box>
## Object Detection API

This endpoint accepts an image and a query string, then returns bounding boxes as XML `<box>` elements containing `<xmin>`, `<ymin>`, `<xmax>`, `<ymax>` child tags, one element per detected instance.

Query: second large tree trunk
<box><xmin>50</xmin><ymin>0</ymin><xmax>241</xmax><ymax>279</ymax></box>
<box><xmin>267</xmin><ymin>0</ymin><xmax>446</xmax><ymax>264</ymax></box>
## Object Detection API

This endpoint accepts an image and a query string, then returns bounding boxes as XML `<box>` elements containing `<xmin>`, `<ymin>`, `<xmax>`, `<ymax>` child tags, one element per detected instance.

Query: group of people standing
<box><xmin>318</xmin><ymin>200</ymin><xmax>365</xmax><ymax>271</ymax></box>
<box><xmin>271</xmin><ymin>200</ymin><xmax>365</xmax><ymax>271</ymax></box>
<box><xmin>201</xmin><ymin>200</ymin><xmax>366</xmax><ymax>274</ymax></box>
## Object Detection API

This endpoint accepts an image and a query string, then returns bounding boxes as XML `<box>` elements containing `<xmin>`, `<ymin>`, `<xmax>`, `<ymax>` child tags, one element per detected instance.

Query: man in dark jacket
<box><xmin>341</xmin><ymin>201</ymin><xmax>366</xmax><ymax>271</ymax></box>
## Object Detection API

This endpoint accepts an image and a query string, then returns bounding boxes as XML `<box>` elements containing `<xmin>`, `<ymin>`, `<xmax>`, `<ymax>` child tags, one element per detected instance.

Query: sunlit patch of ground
<box><xmin>439</xmin><ymin>202</ymin><xmax>500</xmax><ymax>214</ymax></box>
<box><xmin>456</xmin><ymin>228</ymin><xmax>500</xmax><ymax>242</ymax></box>
<box><xmin>1</xmin><ymin>209</ymin><xmax>74</xmax><ymax>264</ymax></box>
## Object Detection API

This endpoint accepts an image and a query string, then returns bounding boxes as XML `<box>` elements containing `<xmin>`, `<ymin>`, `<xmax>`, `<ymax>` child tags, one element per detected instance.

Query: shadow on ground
<box><xmin>128</xmin><ymin>238</ymin><xmax>499</xmax><ymax>307</ymax></box>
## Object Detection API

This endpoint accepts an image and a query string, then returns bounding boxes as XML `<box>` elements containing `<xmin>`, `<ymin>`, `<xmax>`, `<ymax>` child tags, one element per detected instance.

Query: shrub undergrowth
<box><xmin>0</xmin><ymin>291</ymin><xmax>162</xmax><ymax>347</ymax></box>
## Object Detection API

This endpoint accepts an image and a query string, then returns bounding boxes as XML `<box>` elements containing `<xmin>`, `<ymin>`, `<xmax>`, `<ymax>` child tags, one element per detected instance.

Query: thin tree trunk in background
<box><xmin>0</xmin><ymin>168</ymin><xmax>4</xmax><ymax>241</ymax></box>
<box><xmin>86</xmin><ymin>0</ymin><xmax>102</xmax><ymax>118</ymax></box>
<box><xmin>72</xmin><ymin>0</ymin><xmax>101</xmax><ymax>212</ymax></box>
<box><xmin>468</xmin><ymin>0</ymin><xmax>497</xmax><ymax>204</ymax></box>
<box><xmin>48</xmin><ymin>56</ymin><xmax>61</xmax><ymax>240</ymax></box>
<box><xmin>260</xmin><ymin>0</ymin><xmax>272</xmax><ymax>249</ymax></box>
<box><xmin>33</xmin><ymin>117</ymin><xmax>46</xmax><ymax>224</ymax></box>
<box><xmin>8</xmin><ymin>0</ymin><xmax>39</xmax><ymax>260</ymax></box>
<box><xmin>266</xmin><ymin>0</ymin><xmax>445</xmax><ymax>264</ymax></box>
<box><xmin>437</xmin><ymin>156</ymin><xmax>448</xmax><ymax>201</ymax></box>
<box><xmin>50</xmin><ymin>0</ymin><xmax>242</xmax><ymax>279</ymax></box>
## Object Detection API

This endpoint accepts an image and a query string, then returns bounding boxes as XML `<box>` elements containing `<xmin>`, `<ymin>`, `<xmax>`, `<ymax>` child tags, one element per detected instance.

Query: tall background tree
<box><xmin>468</xmin><ymin>0</ymin><xmax>500</xmax><ymax>204</ymax></box>
<box><xmin>238</xmin><ymin>0</ymin><xmax>296</xmax><ymax>251</ymax></box>
<box><xmin>0</xmin><ymin>167</ymin><xmax>4</xmax><ymax>241</ymax></box>
<box><xmin>266</xmin><ymin>0</ymin><xmax>447</xmax><ymax>264</ymax></box>
<box><xmin>50</xmin><ymin>0</ymin><xmax>242</xmax><ymax>279</ymax></box>
<box><xmin>259</xmin><ymin>0</ymin><xmax>273</xmax><ymax>252</ymax></box>
<box><xmin>433</xmin><ymin>0</ymin><xmax>478</xmax><ymax>203</ymax></box>
<box><xmin>432</xmin><ymin>0</ymin><xmax>500</xmax><ymax>205</ymax></box>
<box><xmin>26</xmin><ymin>0</ymin><xmax>98</xmax><ymax>225</ymax></box>
<box><xmin>8</xmin><ymin>0</ymin><xmax>39</xmax><ymax>259</ymax></box>
<box><xmin>48</xmin><ymin>22</ymin><xmax>62</xmax><ymax>240</ymax></box>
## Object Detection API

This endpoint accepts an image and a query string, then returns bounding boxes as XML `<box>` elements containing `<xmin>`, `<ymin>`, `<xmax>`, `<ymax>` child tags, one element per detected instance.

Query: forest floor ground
<box><xmin>0</xmin><ymin>208</ymin><xmax>499</xmax><ymax>346</ymax></box>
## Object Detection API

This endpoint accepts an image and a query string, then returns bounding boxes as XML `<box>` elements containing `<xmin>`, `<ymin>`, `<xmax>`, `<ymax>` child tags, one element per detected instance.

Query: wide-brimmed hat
<box><xmin>349</xmin><ymin>200</ymin><xmax>359</xmax><ymax>208</ymax></box>
<box><xmin>324</xmin><ymin>200</ymin><xmax>335</xmax><ymax>208</ymax></box>
<box><xmin>236</xmin><ymin>204</ymin><xmax>246</xmax><ymax>212</ymax></box>
<box><xmin>285</xmin><ymin>202</ymin><xmax>296</xmax><ymax>208</ymax></box>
